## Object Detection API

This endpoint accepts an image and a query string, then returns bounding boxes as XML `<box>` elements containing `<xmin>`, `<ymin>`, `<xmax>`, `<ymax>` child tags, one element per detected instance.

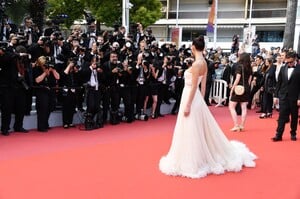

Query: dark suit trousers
<box><xmin>276</xmin><ymin>98</ymin><xmax>299</xmax><ymax>137</ymax></box>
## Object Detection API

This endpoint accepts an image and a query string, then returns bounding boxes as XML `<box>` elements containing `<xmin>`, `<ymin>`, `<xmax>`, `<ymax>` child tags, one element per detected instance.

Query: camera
<box><xmin>134</xmin><ymin>109</ymin><xmax>149</xmax><ymax>121</ymax></box>
<box><xmin>116</xmin><ymin>67</ymin><xmax>123</xmax><ymax>72</ymax></box>
<box><xmin>135</xmin><ymin>113</ymin><xmax>148</xmax><ymax>121</ymax></box>
<box><xmin>45</xmin><ymin>56</ymin><xmax>55</xmax><ymax>69</ymax></box>
<box><xmin>69</xmin><ymin>57</ymin><xmax>81</xmax><ymax>69</ymax></box>
<box><xmin>185</xmin><ymin>58</ymin><xmax>193</xmax><ymax>65</ymax></box>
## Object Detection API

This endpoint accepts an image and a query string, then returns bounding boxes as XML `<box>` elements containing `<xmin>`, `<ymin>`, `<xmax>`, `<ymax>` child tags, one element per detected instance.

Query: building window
<box><xmin>256</xmin><ymin>31</ymin><xmax>284</xmax><ymax>42</ymax></box>
<box><xmin>182</xmin><ymin>29</ymin><xmax>206</xmax><ymax>41</ymax></box>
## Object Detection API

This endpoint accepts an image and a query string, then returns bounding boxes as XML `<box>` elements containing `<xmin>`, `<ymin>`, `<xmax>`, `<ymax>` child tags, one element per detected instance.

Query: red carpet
<box><xmin>1</xmin><ymin>106</ymin><xmax>300</xmax><ymax>199</ymax></box>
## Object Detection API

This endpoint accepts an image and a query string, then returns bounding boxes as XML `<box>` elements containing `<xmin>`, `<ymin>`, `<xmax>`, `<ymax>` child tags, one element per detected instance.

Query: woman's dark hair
<box><xmin>238</xmin><ymin>52</ymin><xmax>252</xmax><ymax>74</ymax></box>
<box><xmin>262</xmin><ymin>57</ymin><xmax>273</xmax><ymax>73</ymax></box>
<box><xmin>192</xmin><ymin>36</ymin><xmax>205</xmax><ymax>51</ymax></box>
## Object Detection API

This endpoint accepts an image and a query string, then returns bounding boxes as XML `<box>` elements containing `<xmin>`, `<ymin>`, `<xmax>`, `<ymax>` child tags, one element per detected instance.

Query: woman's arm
<box><xmin>184</xmin><ymin>61</ymin><xmax>205</xmax><ymax>116</ymax></box>
<box><xmin>248</xmin><ymin>75</ymin><xmax>252</xmax><ymax>86</ymax></box>
<box><xmin>50</xmin><ymin>67</ymin><xmax>60</xmax><ymax>80</ymax></box>
<box><xmin>35</xmin><ymin>70</ymin><xmax>48</xmax><ymax>84</ymax></box>
<box><xmin>201</xmin><ymin>70</ymin><xmax>207</xmax><ymax>97</ymax></box>
<box><xmin>230</xmin><ymin>73</ymin><xmax>241</xmax><ymax>96</ymax></box>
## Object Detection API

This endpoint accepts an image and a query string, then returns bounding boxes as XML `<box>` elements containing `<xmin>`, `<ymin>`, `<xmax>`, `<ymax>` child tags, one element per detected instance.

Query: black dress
<box><xmin>230</xmin><ymin>64</ymin><xmax>251</xmax><ymax>102</ymax></box>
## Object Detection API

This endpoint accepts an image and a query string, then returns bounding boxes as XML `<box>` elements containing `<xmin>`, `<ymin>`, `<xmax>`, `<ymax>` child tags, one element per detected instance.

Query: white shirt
<box><xmin>287</xmin><ymin>67</ymin><xmax>294</xmax><ymax>80</ymax></box>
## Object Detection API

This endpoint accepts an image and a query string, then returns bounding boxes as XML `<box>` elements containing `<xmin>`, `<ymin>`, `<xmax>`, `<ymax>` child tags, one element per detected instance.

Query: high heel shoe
<box><xmin>266</xmin><ymin>113</ymin><xmax>272</xmax><ymax>118</ymax></box>
<box><xmin>230</xmin><ymin>126</ymin><xmax>240</xmax><ymax>132</ymax></box>
<box><xmin>151</xmin><ymin>113</ymin><xmax>157</xmax><ymax>119</ymax></box>
<box><xmin>259</xmin><ymin>113</ymin><xmax>267</xmax><ymax>119</ymax></box>
<box><xmin>239</xmin><ymin>125</ymin><xmax>244</xmax><ymax>131</ymax></box>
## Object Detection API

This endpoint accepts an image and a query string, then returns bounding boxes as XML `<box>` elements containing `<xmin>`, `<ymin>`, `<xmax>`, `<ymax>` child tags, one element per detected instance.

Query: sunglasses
<box><xmin>286</xmin><ymin>61</ymin><xmax>294</xmax><ymax>64</ymax></box>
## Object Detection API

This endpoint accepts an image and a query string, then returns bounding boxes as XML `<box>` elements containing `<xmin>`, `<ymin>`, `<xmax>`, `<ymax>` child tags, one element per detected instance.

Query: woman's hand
<box><xmin>184</xmin><ymin>105</ymin><xmax>191</xmax><ymax>117</ymax></box>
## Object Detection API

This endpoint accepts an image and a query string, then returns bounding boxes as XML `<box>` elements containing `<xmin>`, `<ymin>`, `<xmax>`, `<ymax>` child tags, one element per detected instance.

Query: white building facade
<box><xmin>149</xmin><ymin>0</ymin><xmax>300</xmax><ymax>52</ymax></box>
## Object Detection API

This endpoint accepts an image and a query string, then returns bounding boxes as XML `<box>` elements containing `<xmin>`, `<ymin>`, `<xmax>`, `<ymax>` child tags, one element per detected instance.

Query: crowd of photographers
<box><xmin>0</xmin><ymin>17</ymin><xmax>195</xmax><ymax>135</ymax></box>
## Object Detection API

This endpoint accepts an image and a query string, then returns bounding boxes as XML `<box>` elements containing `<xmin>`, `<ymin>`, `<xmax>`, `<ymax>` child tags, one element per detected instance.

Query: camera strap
<box><xmin>16</xmin><ymin>59</ymin><xmax>25</xmax><ymax>76</ymax></box>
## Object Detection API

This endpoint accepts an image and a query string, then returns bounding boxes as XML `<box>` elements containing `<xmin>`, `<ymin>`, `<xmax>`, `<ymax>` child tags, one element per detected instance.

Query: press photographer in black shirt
<box><xmin>33</xmin><ymin>56</ymin><xmax>60</xmax><ymax>132</ymax></box>
<box><xmin>102</xmin><ymin>51</ymin><xmax>123</xmax><ymax>125</ymax></box>
<box><xmin>0</xmin><ymin>43</ymin><xmax>29</xmax><ymax>135</ymax></box>
<box><xmin>118</xmin><ymin>59</ymin><xmax>135</xmax><ymax>123</ymax></box>
<box><xmin>61</xmin><ymin>58</ymin><xmax>82</xmax><ymax>128</ymax></box>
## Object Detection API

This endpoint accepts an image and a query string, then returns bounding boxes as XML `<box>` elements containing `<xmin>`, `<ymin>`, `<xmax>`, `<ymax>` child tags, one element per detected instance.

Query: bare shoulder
<box><xmin>192</xmin><ymin>58</ymin><xmax>207</xmax><ymax>73</ymax></box>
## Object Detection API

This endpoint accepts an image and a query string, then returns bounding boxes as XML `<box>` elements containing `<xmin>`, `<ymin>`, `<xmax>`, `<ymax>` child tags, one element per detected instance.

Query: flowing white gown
<box><xmin>159</xmin><ymin>71</ymin><xmax>257</xmax><ymax>178</ymax></box>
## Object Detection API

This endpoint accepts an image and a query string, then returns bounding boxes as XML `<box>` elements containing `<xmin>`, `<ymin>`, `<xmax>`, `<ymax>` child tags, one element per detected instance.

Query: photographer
<box><xmin>231</xmin><ymin>34</ymin><xmax>239</xmax><ymax>54</ymax></box>
<box><xmin>1</xmin><ymin>16</ymin><xmax>11</xmax><ymax>41</ymax></box>
<box><xmin>0</xmin><ymin>43</ymin><xmax>29</xmax><ymax>135</ymax></box>
<box><xmin>133</xmin><ymin>23</ymin><xmax>145</xmax><ymax>49</ymax></box>
<box><xmin>135</xmin><ymin>52</ymin><xmax>150</xmax><ymax>118</ymax></box>
<box><xmin>15</xmin><ymin>44</ymin><xmax>33</xmax><ymax>116</ymax></box>
<box><xmin>51</xmin><ymin>34</ymin><xmax>69</xmax><ymax>75</ymax></box>
<box><xmin>156</xmin><ymin>56</ymin><xmax>174</xmax><ymax>117</ymax></box>
<box><xmin>33</xmin><ymin>56</ymin><xmax>60</xmax><ymax>132</ymax></box>
<box><xmin>102</xmin><ymin>51</ymin><xmax>123</xmax><ymax>125</ymax></box>
<box><xmin>144</xmin><ymin>60</ymin><xmax>159</xmax><ymax>119</ymax></box>
<box><xmin>27</xmin><ymin>36</ymin><xmax>49</xmax><ymax>62</ymax></box>
<box><xmin>118</xmin><ymin>59</ymin><xmax>135</xmax><ymax>123</ymax></box>
<box><xmin>144</xmin><ymin>28</ymin><xmax>156</xmax><ymax>47</ymax></box>
<box><xmin>60</xmin><ymin>58</ymin><xmax>82</xmax><ymax>128</ymax></box>
<box><xmin>81</xmin><ymin>55</ymin><xmax>104</xmax><ymax>130</ymax></box>
<box><xmin>20</xmin><ymin>17</ymin><xmax>40</xmax><ymax>46</ymax></box>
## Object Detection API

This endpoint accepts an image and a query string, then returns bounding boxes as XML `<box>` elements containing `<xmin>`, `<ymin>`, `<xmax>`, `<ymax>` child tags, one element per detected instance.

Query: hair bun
<box><xmin>198</xmin><ymin>36</ymin><xmax>204</xmax><ymax>42</ymax></box>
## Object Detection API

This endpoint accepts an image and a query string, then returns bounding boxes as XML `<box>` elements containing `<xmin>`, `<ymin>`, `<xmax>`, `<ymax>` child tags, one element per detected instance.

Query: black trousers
<box><xmin>276</xmin><ymin>98</ymin><xmax>299</xmax><ymax>137</ymax></box>
<box><xmin>108</xmin><ymin>85</ymin><xmax>120</xmax><ymax>113</ymax></box>
<box><xmin>35</xmin><ymin>88</ymin><xmax>56</xmax><ymax>131</ymax></box>
<box><xmin>171</xmin><ymin>90</ymin><xmax>183</xmax><ymax>113</ymax></box>
<box><xmin>25</xmin><ymin>89</ymin><xmax>33</xmax><ymax>115</ymax></box>
<box><xmin>136</xmin><ymin>84</ymin><xmax>147</xmax><ymax>114</ymax></box>
<box><xmin>119</xmin><ymin>86</ymin><xmax>134</xmax><ymax>121</ymax></box>
<box><xmin>0</xmin><ymin>87</ymin><xmax>26</xmax><ymax>132</ymax></box>
<box><xmin>62</xmin><ymin>91</ymin><xmax>77</xmax><ymax>125</ymax></box>
<box><xmin>262</xmin><ymin>91</ymin><xmax>273</xmax><ymax>114</ymax></box>
<box><xmin>156</xmin><ymin>83</ymin><xmax>168</xmax><ymax>115</ymax></box>
<box><xmin>86</xmin><ymin>87</ymin><xmax>102</xmax><ymax>116</ymax></box>
<box><xmin>204</xmin><ymin>79</ymin><xmax>213</xmax><ymax>105</ymax></box>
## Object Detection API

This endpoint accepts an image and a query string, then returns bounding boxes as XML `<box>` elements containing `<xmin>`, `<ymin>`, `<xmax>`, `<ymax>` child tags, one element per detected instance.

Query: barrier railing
<box><xmin>209</xmin><ymin>79</ymin><xmax>228</xmax><ymax>107</ymax></box>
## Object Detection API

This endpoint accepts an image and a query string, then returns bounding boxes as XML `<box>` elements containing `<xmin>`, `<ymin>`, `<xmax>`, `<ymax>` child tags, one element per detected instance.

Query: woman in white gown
<box><xmin>159</xmin><ymin>36</ymin><xmax>257</xmax><ymax>178</ymax></box>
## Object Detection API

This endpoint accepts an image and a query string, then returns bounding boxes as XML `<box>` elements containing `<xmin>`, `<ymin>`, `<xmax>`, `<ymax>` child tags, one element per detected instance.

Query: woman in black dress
<box><xmin>259</xmin><ymin>57</ymin><xmax>276</xmax><ymax>119</ymax></box>
<box><xmin>229</xmin><ymin>53</ymin><xmax>252</xmax><ymax>131</ymax></box>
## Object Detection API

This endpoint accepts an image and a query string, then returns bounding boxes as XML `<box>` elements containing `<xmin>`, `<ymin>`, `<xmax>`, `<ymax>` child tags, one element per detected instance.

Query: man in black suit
<box><xmin>272</xmin><ymin>51</ymin><xmax>300</xmax><ymax>141</ymax></box>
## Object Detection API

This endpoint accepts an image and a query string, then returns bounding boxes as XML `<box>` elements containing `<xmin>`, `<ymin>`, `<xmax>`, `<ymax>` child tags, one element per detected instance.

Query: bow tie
<box><xmin>288</xmin><ymin>65</ymin><xmax>295</xmax><ymax>68</ymax></box>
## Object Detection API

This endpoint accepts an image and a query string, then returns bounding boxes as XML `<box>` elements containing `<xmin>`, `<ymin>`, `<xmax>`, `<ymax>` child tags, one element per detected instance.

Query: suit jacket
<box><xmin>0</xmin><ymin>25</ymin><xmax>11</xmax><ymax>41</ymax></box>
<box><xmin>275</xmin><ymin>64</ymin><xmax>300</xmax><ymax>101</ymax></box>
